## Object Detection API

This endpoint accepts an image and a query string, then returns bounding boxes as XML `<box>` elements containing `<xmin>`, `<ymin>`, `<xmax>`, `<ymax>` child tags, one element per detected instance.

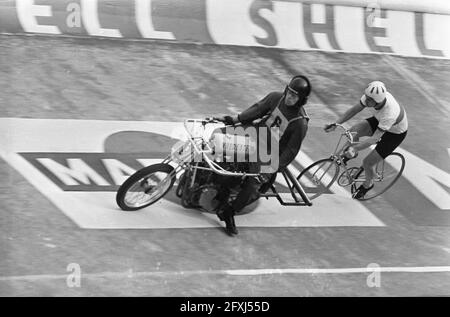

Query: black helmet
<box><xmin>287</xmin><ymin>75</ymin><xmax>311</xmax><ymax>98</ymax></box>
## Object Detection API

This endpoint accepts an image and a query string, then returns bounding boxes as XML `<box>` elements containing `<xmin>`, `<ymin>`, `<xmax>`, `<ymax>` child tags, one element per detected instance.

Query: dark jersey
<box><xmin>238</xmin><ymin>92</ymin><xmax>309</xmax><ymax>169</ymax></box>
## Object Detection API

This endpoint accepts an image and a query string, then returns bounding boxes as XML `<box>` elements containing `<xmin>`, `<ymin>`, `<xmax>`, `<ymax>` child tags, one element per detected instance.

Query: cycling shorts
<box><xmin>366</xmin><ymin>116</ymin><xmax>407</xmax><ymax>159</ymax></box>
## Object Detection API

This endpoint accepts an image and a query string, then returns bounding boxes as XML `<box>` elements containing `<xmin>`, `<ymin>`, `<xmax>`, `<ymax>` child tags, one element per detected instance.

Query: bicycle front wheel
<box><xmin>351</xmin><ymin>152</ymin><xmax>405</xmax><ymax>201</ymax></box>
<box><xmin>296</xmin><ymin>158</ymin><xmax>340</xmax><ymax>200</ymax></box>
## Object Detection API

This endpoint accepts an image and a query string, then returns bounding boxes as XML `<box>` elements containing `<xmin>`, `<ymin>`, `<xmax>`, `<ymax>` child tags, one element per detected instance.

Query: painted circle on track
<box><xmin>104</xmin><ymin>131</ymin><xmax>179</xmax><ymax>154</ymax></box>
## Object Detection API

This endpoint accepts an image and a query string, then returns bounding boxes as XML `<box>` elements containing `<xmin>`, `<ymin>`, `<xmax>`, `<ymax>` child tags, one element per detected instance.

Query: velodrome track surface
<box><xmin>0</xmin><ymin>35</ymin><xmax>449</xmax><ymax>296</ymax></box>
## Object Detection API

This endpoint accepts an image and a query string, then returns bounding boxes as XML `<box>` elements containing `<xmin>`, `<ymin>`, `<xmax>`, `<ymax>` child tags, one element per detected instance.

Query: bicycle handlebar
<box><xmin>330</xmin><ymin>123</ymin><xmax>356</xmax><ymax>144</ymax></box>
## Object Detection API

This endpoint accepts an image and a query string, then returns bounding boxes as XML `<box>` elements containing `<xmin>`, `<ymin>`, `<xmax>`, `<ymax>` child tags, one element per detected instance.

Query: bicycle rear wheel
<box><xmin>296</xmin><ymin>158</ymin><xmax>340</xmax><ymax>200</ymax></box>
<box><xmin>351</xmin><ymin>152</ymin><xmax>405</xmax><ymax>201</ymax></box>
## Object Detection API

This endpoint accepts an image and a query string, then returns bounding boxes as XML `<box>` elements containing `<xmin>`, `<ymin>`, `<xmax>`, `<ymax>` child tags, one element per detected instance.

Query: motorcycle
<box><xmin>116</xmin><ymin>118</ymin><xmax>312</xmax><ymax>213</ymax></box>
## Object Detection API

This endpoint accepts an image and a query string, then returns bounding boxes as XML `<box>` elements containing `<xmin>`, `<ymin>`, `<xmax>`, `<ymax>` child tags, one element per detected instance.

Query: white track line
<box><xmin>227</xmin><ymin>266</ymin><xmax>450</xmax><ymax>275</ymax></box>
<box><xmin>1</xmin><ymin>266</ymin><xmax>450</xmax><ymax>282</ymax></box>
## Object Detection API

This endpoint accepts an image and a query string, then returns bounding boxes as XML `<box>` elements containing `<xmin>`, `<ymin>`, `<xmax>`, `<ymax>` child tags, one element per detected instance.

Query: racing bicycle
<box><xmin>296</xmin><ymin>124</ymin><xmax>405</xmax><ymax>201</ymax></box>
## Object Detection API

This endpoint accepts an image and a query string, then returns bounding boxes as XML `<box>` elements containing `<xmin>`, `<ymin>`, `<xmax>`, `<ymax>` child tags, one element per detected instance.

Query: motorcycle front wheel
<box><xmin>116</xmin><ymin>163</ymin><xmax>176</xmax><ymax>211</ymax></box>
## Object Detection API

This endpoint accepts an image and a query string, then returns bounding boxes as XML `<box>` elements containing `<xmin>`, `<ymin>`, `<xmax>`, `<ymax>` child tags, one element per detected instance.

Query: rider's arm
<box><xmin>278</xmin><ymin>120</ymin><xmax>308</xmax><ymax>170</ymax></box>
<box><xmin>238</xmin><ymin>92</ymin><xmax>279</xmax><ymax>124</ymax></box>
<box><xmin>334</xmin><ymin>103</ymin><xmax>365</xmax><ymax>125</ymax></box>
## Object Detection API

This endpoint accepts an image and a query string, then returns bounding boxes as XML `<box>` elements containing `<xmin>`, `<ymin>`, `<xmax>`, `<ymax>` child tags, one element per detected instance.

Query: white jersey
<box><xmin>360</xmin><ymin>92</ymin><xmax>408</xmax><ymax>134</ymax></box>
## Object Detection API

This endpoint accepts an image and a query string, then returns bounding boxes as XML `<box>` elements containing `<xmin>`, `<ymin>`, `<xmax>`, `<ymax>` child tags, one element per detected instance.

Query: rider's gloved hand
<box><xmin>214</xmin><ymin>115</ymin><xmax>237</xmax><ymax>126</ymax></box>
<box><xmin>324</xmin><ymin>123</ymin><xmax>337</xmax><ymax>132</ymax></box>
<box><xmin>259</xmin><ymin>173</ymin><xmax>272</xmax><ymax>184</ymax></box>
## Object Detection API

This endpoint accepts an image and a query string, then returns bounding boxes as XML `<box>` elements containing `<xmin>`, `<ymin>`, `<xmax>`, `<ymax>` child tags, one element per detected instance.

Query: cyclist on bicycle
<box><xmin>324</xmin><ymin>81</ymin><xmax>408</xmax><ymax>200</ymax></box>
<box><xmin>214</xmin><ymin>75</ymin><xmax>311</xmax><ymax>235</ymax></box>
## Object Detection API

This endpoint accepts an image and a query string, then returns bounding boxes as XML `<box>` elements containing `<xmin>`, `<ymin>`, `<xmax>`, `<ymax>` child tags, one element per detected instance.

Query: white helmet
<box><xmin>365</xmin><ymin>81</ymin><xmax>387</xmax><ymax>103</ymax></box>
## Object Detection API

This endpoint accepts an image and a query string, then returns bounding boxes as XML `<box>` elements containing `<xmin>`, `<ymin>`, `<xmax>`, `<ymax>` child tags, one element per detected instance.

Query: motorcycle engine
<box><xmin>195</xmin><ymin>185</ymin><xmax>220</xmax><ymax>212</ymax></box>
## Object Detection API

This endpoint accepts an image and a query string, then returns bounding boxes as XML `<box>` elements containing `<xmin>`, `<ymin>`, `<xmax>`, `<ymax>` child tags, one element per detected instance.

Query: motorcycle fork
<box><xmin>190</xmin><ymin>162</ymin><xmax>199</xmax><ymax>188</ymax></box>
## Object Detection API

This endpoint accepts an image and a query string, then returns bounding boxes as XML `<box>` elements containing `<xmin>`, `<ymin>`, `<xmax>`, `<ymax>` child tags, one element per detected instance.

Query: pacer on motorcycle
<box><xmin>214</xmin><ymin>75</ymin><xmax>311</xmax><ymax>235</ymax></box>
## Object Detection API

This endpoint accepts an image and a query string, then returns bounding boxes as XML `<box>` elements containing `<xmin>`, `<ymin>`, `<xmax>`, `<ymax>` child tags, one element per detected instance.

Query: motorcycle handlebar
<box><xmin>204</xmin><ymin>117</ymin><xmax>221</xmax><ymax>124</ymax></box>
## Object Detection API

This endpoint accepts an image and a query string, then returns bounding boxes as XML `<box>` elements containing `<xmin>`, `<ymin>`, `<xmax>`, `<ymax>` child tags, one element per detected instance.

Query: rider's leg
<box><xmin>231</xmin><ymin>177</ymin><xmax>260</xmax><ymax>212</ymax></box>
<box><xmin>362</xmin><ymin>149</ymin><xmax>384</xmax><ymax>188</ymax></box>
<box><xmin>340</xmin><ymin>120</ymin><xmax>374</xmax><ymax>164</ymax></box>
<box><xmin>216</xmin><ymin>176</ymin><xmax>259</xmax><ymax>214</ymax></box>
<box><xmin>346</xmin><ymin>119</ymin><xmax>375</xmax><ymax>150</ymax></box>
<box><xmin>363</xmin><ymin>130</ymin><xmax>407</xmax><ymax>187</ymax></box>
<box><xmin>217</xmin><ymin>202</ymin><xmax>238</xmax><ymax>235</ymax></box>
<box><xmin>215</xmin><ymin>176</ymin><xmax>259</xmax><ymax>235</ymax></box>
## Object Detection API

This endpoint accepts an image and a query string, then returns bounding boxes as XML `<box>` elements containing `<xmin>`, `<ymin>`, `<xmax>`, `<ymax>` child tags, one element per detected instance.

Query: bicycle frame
<box><xmin>343</xmin><ymin>161</ymin><xmax>386</xmax><ymax>184</ymax></box>
<box><xmin>328</xmin><ymin>124</ymin><xmax>390</xmax><ymax>186</ymax></box>
<box><xmin>328</xmin><ymin>124</ymin><xmax>356</xmax><ymax>162</ymax></box>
